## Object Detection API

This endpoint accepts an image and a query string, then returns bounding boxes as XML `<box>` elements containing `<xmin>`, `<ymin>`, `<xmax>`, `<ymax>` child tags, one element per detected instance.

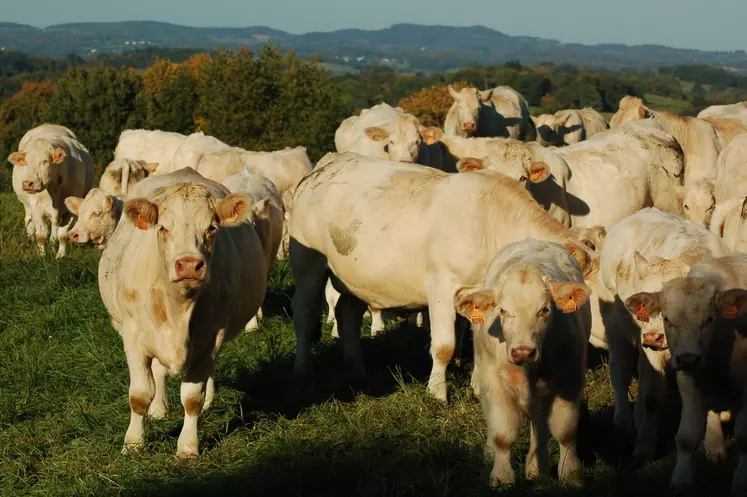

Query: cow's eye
<box><xmin>684</xmin><ymin>205</ymin><xmax>690</xmax><ymax>211</ymax></box>
<box><xmin>540</xmin><ymin>306</ymin><xmax>551</xmax><ymax>317</ymax></box>
<box><xmin>91</xmin><ymin>211</ymin><xmax>101</xmax><ymax>218</ymax></box>
<box><xmin>159</xmin><ymin>226</ymin><xmax>169</xmax><ymax>235</ymax></box>
<box><xmin>207</xmin><ymin>225</ymin><xmax>218</xmax><ymax>234</ymax></box>
<box><xmin>520</xmin><ymin>176</ymin><xmax>528</xmax><ymax>183</ymax></box>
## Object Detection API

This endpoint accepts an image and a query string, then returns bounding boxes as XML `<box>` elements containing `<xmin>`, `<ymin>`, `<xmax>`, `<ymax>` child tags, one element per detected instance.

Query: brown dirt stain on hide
<box><xmin>329</xmin><ymin>219</ymin><xmax>361</xmax><ymax>256</ymax></box>
<box><xmin>150</xmin><ymin>288</ymin><xmax>169</xmax><ymax>324</ymax></box>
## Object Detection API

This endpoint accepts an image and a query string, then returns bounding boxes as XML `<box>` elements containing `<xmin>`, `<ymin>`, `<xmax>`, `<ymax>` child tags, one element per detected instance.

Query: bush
<box><xmin>195</xmin><ymin>45</ymin><xmax>344</xmax><ymax>161</ymax></box>
<box><xmin>136</xmin><ymin>59</ymin><xmax>198</xmax><ymax>134</ymax></box>
<box><xmin>44</xmin><ymin>66</ymin><xmax>142</xmax><ymax>174</ymax></box>
<box><xmin>0</xmin><ymin>81</ymin><xmax>57</xmax><ymax>192</ymax></box>
<box><xmin>398</xmin><ymin>82</ymin><xmax>470</xmax><ymax>127</ymax></box>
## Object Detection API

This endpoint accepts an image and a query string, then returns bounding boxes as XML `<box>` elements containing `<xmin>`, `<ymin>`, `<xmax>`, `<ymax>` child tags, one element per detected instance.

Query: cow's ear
<box><xmin>251</xmin><ymin>197</ymin><xmax>272</xmax><ymax>221</ymax></box>
<box><xmin>104</xmin><ymin>195</ymin><xmax>117</xmax><ymax>213</ymax></box>
<box><xmin>420</xmin><ymin>126</ymin><xmax>442</xmax><ymax>145</ymax></box>
<box><xmin>140</xmin><ymin>161</ymin><xmax>159</xmax><ymax>173</ymax></box>
<box><xmin>454</xmin><ymin>289</ymin><xmax>496</xmax><ymax>325</ymax></box>
<box><xmin>625</xmin><ymin>292</ymin><xmax>661</xmax><ymax>323</ymax></box>
<box><xmin>65</xmin><ymin>196</ymin><xmax>83</xmax><ymax>215</ymax></box>
<box><xmin>215</xmin><ymin>193</ymin><xmax>251</xmax><ymax>226</ymax></box>
<box><xmin>456</xmin><ymin>157</ymin><xmax>486</xmax><ymax>173</ymax></box>
<box><xmin>528</xmin><ymin>162</ymin><xmax>550</xmax><ymax>183</ymax></box>
<box><xmin>548</xmin><ymin>281</ymin><xmax>591</xmax><ymax>313</ymax></box>
<box><xmin>51</xmin><ymin>147</ymin><xmax>67</xmax><ymax>164</ymax></box>
<box><xmin>8</xmin><ymin>152</ymin><xmax>26</xmax><ymax>166</ymax></box>
<box><xmin>125</xmin><ymin>198</ymin><xmax>158</xmax><ymax>230</ymax></box>
<box><xmin>365</xmin><ymin>127</ymin><xmax>389</xmax><ymax>142</ymax></box>
<box><xmin>716</xmin><ymin>289</ymin><xmax>747</xmax><ymax>319</ymax></box>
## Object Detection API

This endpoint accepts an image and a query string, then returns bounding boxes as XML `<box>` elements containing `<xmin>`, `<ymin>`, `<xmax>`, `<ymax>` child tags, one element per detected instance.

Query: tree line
<box><xmin>2</xmin><ymin>45</ymin><xmax>747</xmax><ymax>192</ymax></box>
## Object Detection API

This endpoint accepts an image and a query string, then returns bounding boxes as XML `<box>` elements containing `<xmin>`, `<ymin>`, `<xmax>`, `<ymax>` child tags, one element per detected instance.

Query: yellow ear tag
<box><xmin>562</xmin><ymin>299</ymin><xmax>577</xmax><ymax>314</ymax></box>
<box><xmin>136</xmin><ymin>215</ymin><xmax>148</xmax><ymax>230</ymax></box>
<box><xmin>636</xmin><ymin>305</ymin><xmax>650</xmax><ymax>323</ymax></box>
<box><xmin>425</xmin><ymin>136</ymin><xmax>435</xmax><ymax>145</ymax></box>
<box><xmin>530</xmin><ymin>170</ymin><xmax>543</xmax><ymax>182</ymax></box>
<box><xmin>723</xmin><ymin>305</ymin><xmax>738</xmax><ymax>319</ymax></box>
<box><xmin>470</xmin><ymin>305</ymin><xmax>485</xmax><ymax>325</ymax></box>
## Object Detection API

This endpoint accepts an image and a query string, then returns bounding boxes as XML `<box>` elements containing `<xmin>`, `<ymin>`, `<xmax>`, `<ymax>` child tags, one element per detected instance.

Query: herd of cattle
<box><xmin>8</xmin><ymin>84</ymin><xmax>747</xmax><ymax>492</ymax></box>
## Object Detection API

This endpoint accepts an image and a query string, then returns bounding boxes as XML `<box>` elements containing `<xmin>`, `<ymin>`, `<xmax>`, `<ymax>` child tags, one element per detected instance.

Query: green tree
<box><xmin>136</xmin><ymin>59</ymin><xmax>197</xmax><ymax>134</ymax></box>
<box><xmin>44</xmin><ymin>66</ymin><xmax>142</xmax><ymax>172</ymax></box>
<box><xmin>196</xmin><ymin>45</ymin><xmax>344</xmax><ymax>161</ymax></box>
<box><xmin>0</xmin><ymin>81</ymin><xmax>56</xmax><ymax>192</ymax></box>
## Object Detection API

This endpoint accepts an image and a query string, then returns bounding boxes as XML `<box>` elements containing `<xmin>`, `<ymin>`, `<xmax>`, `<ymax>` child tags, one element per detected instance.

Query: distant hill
<box><xmin>2</xmin><ymin>21</ymin><xmax>747</xmax><ymax>72</ymax></box>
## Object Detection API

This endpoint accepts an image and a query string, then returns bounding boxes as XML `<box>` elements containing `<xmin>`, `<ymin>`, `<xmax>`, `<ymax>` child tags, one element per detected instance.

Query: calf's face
<box><xmin>625</xmin><ymin>277</ymin><xmax>747</xmax><ymax>372</ymax></box>
<box><xmin>456</xmin><ymin>267</ymin><xmax>591</xmax><ymax>366</ymax></box>
<box><xmin>125</xmin><ymin>186</ymin><xmax>251</xmax><ymax>293</ymax></box>
<box><xmin>8</xmin><ymin>143</ymin><xmax>67</xmax><ymax>193</ymax></box>
<box><xmin>65</xmin><ymin>188</ymin><xmax>122</xmax><ymax>250</ymax></box>
<box><xmin>624</xmin><ymin>252</ymin><xmax>694</xmax><ymax>350</ymax></box>
<box><xmin>365</xmin><ymin>118</ymin><xmax>424</xmax><ymax>163</ymax></box>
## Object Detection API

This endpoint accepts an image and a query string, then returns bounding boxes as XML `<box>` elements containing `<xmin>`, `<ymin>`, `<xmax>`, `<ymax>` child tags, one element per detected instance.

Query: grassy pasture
<box><xmin>0</xmin><ymin>192</ymin><xmax>739</xmax><ymax>496</ymax></box>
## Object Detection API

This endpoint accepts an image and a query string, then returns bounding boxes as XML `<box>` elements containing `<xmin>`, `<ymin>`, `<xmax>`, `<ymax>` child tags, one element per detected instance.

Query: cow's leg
<box><xmin>122</xmin><ymin>335</ymin><xmax>154</xmax><ymax>453</ymax></box>
<box><xmin>526</xmin><ymin>396</ymin><xmax>551</xmax><ymax>480</ymax></box>
<box><xmin>177</xmin><ymin>356</ymin><xmax>213</xmax><ymax>458</ymax></box>
<box><xmin>55</xmin><ymin>211</ymin><xmax>74</xmax><ymax>259</ymax></box>
<box><xmin>245</xmin><ymin>307</ymin><xmax>262</xmax><ymax>332</ymax></box>
<box><xmin>733</xmin><ymin>399</ymin><xmax>747</xmax><ymax>494</ymax></box>
<box><xmin>31</xmin><ymin>208</ymin><xmax>48</xmax><ymax>256</ymax></box>
<box><xmin>483</xmin><ymin>384</ymin><xmax>520</xmax><ymax>487</ymax></box>
<box><xmin>470</xmin><ymin>350</ymin><xmax>481</xmax><ymax>397</ymax></box>
<box><xmin>608</xmin><ymin>326</ymin><xmax>636</xmax><ymax>433</ymax></box>
<box><xmin>633</xmin><ymin>348</ymin><xmax>667</xmax><ymax>460</ymax></box>
<box><xmin>290</xmin><ymin>240</ymin><xmax>327</xmax><ymax>374</ymax></box>
<box><xmin>21</xmin><ymin>201</ymin><xmax>35</xmax><ymax>240</ymax></box>
<box><xmin>325</xmin><ymin>278</ymin><xmax>340</xmax><ymax>338</ymax></box>
<box><xmin>424</xmin><ymin>277</ymin><xmax>457</xmax><ymax>402</ymax></box>
<box><xmin>369</xmin><ymin>308</ymin><xmax>385</xmax><ymax>336</ymax></box>
<box><xmin>704</xmin><ymin>410</ymin><xmax>726</xmax><ymax>462</ymax></box>
<box><xmin>148</xmin><ymin>358</ymin><xmax>169</xmax><ymax>420</ymax></box>
<box><xmin>670</xmin><ymin>371</ymin><xmax>706</xmax><ymax>491</ymax></box>
<box><xmin>336</xmin><ymin>292</ymin><xmax>367</xmax><ymax>376</ymax></box>
<box><xmin>548</xmin><ymin>395</ymin><xmax>583</xmax><ymax>485</ymax></box>
<box><xmin>203</xmin><ymin>368</ymin><xmax>216</xmax><ymax>411</ymax></box>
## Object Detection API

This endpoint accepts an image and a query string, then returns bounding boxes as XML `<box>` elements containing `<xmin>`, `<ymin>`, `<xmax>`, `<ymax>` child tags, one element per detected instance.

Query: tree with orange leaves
<box><xmin>398</xmin><ymin>81</ymin><xmax>471</xmax><ymax>127</ymax></box>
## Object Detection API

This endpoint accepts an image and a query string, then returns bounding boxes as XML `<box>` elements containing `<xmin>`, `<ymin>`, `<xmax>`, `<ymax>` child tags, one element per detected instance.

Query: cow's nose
<box><xmin>509</xmin><ymin>345</ymin><xmax>538</xmax><ymax>365</ymax></box>
<box><xmin>174</xmin><ymin>256</ymin><xmax>206</xmax><ymax>280</ymax></box>
<box><xmin>22</xmin><ymin>180</ymin><xmax>35</xmax><ymax>192</ymax></box>
<box><xmin>463</xmin><ymin>122</ymin><xmax>476</xmax><ymax>131</ymax></box>
<box><xmin>642</xmin><ymin>331</ymin><xmax>667</xmax><ymax>349</ymax></box>
<box><xmin>69</xmin><ymin>232</ymin><xmax>79</xmax><ymax>242</ymax></box>
<box><xmin>675</xmin><ymin>353</ymin><xmax>701</xmax><ymax>371</ymax></box>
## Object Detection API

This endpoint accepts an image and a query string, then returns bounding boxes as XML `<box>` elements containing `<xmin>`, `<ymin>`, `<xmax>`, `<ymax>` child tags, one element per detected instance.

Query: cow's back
<box><xmin>114</xmin><ymin>129</ymin><xmax>187</xmax><ymax>172</ymax></box>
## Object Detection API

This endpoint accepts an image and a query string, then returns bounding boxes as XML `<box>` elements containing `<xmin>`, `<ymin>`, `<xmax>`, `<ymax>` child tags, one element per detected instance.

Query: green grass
<box><xmin>0</xmin><ymin>192</ymin><xmax>740</xmax><ymax>496</ymax></box>
<box><xmin>644</xmin><ymin>94</ymin><xmax>693</xmax><ymax>115</ymax></box>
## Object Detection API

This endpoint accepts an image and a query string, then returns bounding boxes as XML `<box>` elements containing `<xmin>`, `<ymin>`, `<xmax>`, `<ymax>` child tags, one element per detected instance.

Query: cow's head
<box><xmin>679</xmin><ymin>183</ymin><xmax>715</xmax><ymax>228</ymax></box>
<box><xmin>456</xmin><ymin>267</ymin><xmax>591</xmax><ymax>366</ymax></box>
<box><xmin>610</xmin><ymin>96</ymin><xmax>652</xmax><ymax>128</ymax></box>
<box><xmin>365</xmin><ymin>115</ymin><xmax>425</xmax><ymax>163</ymax></box>
<box><xmin>66</xmin><ymin>188</ymin><xmax>123</xmax><ymax>250</ymax></box>
<box><xmin>622</xmin><ymin>251</ymin><xmax>703</xmax><ymax>351</ymax></box>
<box><xmin>534</xmin><ymin>114</ymin><xmax>559</xmax><ymax>146</ymax></box>
<box><xmin>124</xmin><ymin>185</ymin><xmax>252</xmax><ymax>294</ymax></box>
<box><xmin>455</xmin><ymin>155</ymin><xmax>550</xmax><ymax>190</ymax></box>
<box><xmin>8</xmin><ymin>141</ymin><xmax>67</xmax><ymax>193</ymax></box>
<box><xmin>626</xmin><ymin>278</ymin><xmax>747</xmax><ymax>372</ymax></box>
<box><xmin>448</xmin><ymin>85</ymin><xmax>481</xmax><ymax>136</ymax></box>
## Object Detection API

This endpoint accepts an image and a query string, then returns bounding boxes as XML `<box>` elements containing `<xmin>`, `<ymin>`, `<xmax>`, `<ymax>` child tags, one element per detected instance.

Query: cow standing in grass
<box><xmin>289</xmin><ymin>152</ymin><xmax>597</xmax><ymax>401</ymax></box>
<box><xmin>457</xmin><ymin>239</ymin><xmax>591</xmax><ymax>487</ymax></box>
<box><xmin>8</xmin><ymin>123</ymin><xmax>93</xmax><ymax>258</ymax></box>
<box><xmin>98</xmin><ymin>168</ymin><xmax>267</xmax><ymax>457</ymax></box>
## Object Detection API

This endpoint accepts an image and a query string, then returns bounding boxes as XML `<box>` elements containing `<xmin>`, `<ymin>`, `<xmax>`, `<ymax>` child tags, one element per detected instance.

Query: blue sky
<box><xmin>4</xmin><ymin>0</ymin><xmax>745</xmax><ymax>52</ymax></box>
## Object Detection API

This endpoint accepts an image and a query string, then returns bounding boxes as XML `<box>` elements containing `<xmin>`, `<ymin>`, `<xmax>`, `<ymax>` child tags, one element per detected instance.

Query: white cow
<box><xmin>113</xmin><ymin>129</ymin><xmax>187</xmax><ymax>175</ymax></box>
<box><xmin>221</xmin><ymin>168</ymin><xmax>285</xmax><ymax>331</ymax></box>
<box><xmin>290</xmin><ymin>152</ymin><xmax>597</xmax><ymax>402</ymax></box>
<box><xmin>534</xmin><ymin>108</ymin><xmax>609</xmax><ymax>147</ymax></box>
<box><xmin>459</xmin><ymin>239</ymin><xmax>591</xmax><ymax>487</ymax></box>
<box><xmin>698</xmin><ymin>101</ymin><xmax>747</xmax><ymax>126</ymax></box>
<box><xmin>99</xmin><ymin>158</ymin><xmax>158</xmax><ymax>196</ymax></box>
<box><xmin>167</xmin><ymin>131</ymin><xmax>231</xmax><ymax>173</ymax></box>
<box><xmin>335</xmin><ymin>103</ymin><xmax>428</xmax><ymax>163</ymax></box>
<box><xmin>596</xmin><ymin>208</ymin><xmax>730</xmax><ymax>459</ymax></box>
<box><xmin>444</xmin><ymin>85</ymin><xmax>534</xmax><ymax>140</ymax></box>
<box><xmin>710</xmin><ymin>195</ymin><xmax>747</xmax><ymax>252</ymax></box>
<box><xmin>714</xmin><ymin>132</ymin><xmax>747</xmax><ymax>203</ymax></box>
<box><xmin>624</xmin><ymin>255</ymin><xmax>747</xmax><ymax>493</ymax></box>
<box><xmin>9</xmin><ymin>124</ymin><xmax>94</xmax><ymax>257</ymax></box>
<box><xmin>65</xmin><ymin>188</ymin><xmax>123</xmax><ymax>250</ymax></box>
<box><xmin>99</xmin><ymin>168</ymin><xmax>267</xmax><ymax>458</ymax></box>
